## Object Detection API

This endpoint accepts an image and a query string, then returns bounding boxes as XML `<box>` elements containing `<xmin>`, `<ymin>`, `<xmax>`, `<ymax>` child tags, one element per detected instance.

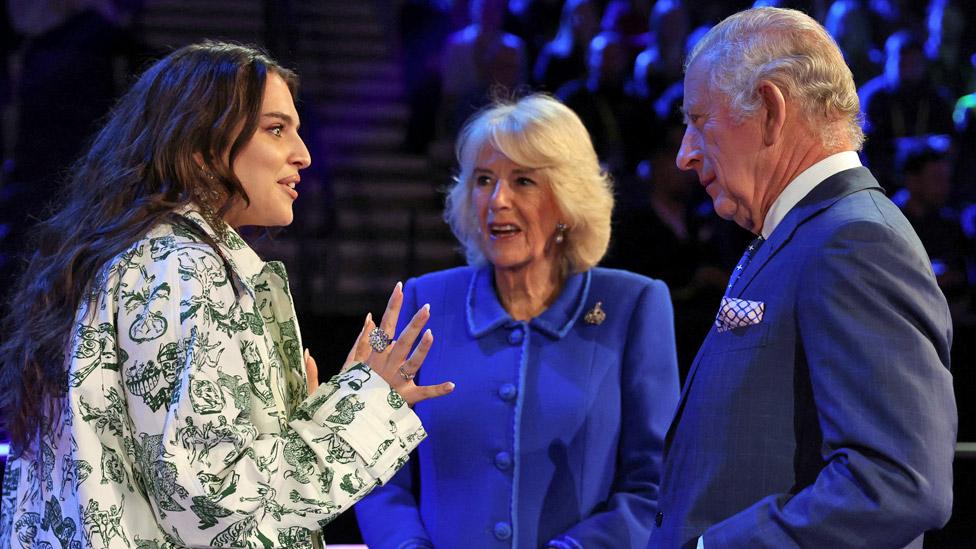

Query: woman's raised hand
<box><xmin>359</xmin><ymin>282</ymin><xmax>454</xmax><ymax>405</ymax></box>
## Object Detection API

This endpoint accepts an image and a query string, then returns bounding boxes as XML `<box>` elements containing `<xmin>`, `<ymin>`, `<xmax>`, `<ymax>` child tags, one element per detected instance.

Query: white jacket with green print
<box><xmin>0</xmin><ymin>209</ymin><xmax>424</xmax><ymax>548</ymax></box>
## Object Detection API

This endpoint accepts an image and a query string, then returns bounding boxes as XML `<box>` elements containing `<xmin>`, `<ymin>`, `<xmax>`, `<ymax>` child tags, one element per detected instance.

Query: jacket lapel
<box><xmin>665</xmin><ymin>168</ymin><xmax>883</xmax><ymax>449</ymax></box>
<box><xmin>733</xmin><ymin>167</ymin><xmax>882</xmax><ymax>297</ymax></box>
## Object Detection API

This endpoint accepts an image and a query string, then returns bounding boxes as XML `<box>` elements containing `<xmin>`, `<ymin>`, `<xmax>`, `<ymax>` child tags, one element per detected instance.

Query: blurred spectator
<box><xmin>604</xmin><ymin>118</ymin><xmax>727</xmax><ymax>374</ymax></box>
<box><xmin>399</xmin><ymin>0</ymin><xmax>451</xmax><ymax>154</ymax></box>
<box><xmin>556</xmin><ymin>31</ymin><xmax>640</xmax><ymax>178</ymax></box>
<box><xmin>440</xmin><ymin>0</ymin><xmax>527</xmax><ymax>138</ymax></box>
<box><xmin>824</xmin><ymin>0</ymin><xmax>881</xmax><ymax>85</ymax></box>
<box><xmin>1</xmin><ymin>0</ymin><xmax>143</xmax><ymax>298</ymax></box>
<box><xmin>858</xmin><ymin>30</ymin><xmax>954</xmax><ymax>189</ymax></box>
<box><xmin>925</xmin><ymin>0</ymin><xmax>972</xmax><ymax>94</ymax></box>
<box><xmin>954</xmin><ymin>87</ymin><xmax>976</xmax><ymax>201</ymax></box>
<box><xmin>505</xmin><ymin>0</ymin><xmax>564</xmax><ymax>63</ymax></box>
<box><xmin>0</xmin><ymin>3</ymin><xmax>16</xmax><ymax>163</ymax></box>
<box><xmin>600</xmin><ymin>0</ymin><xmax>650</xmax><ymax>61</ymax></box>
<box><xmin>891</xmin><ymin>135</ymin><xmax>972</xmax><ymax>307</ymax></box>
<box><xmin>532</xmin><ymin>0</ymin><xmax>600</xmax><ymax>92</ymax></box>
<box><xmin>631</xmin><ymin>0</ymin><xmax>690</xmax><ymax>103</ymax></box>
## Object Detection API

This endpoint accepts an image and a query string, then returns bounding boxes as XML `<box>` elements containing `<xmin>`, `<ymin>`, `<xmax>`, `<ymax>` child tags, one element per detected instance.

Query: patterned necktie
<box><xmin>725</xmin><ymin>236</ymin><xmax>765</xmax><ymax>295</ymax></box>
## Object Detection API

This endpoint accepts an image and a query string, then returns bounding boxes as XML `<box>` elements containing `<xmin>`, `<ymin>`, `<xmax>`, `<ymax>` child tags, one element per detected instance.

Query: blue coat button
<box><xmin>498</xmin><ymin>383</ymin><xmax>517</xmax><ymax>401</ymax></box>
<box><xmin>494</xmin><ymin>451</ymin><xmax>512</xmax><ymax>470</ymax></box>
<box><xmin>493</xmin><ymin>521</ymin><xmax>512</xmax><ymax>540</ymax></box>
<box><xmin>507</xmin><ymin>328</ymin><xmax>524</xmax><ymax>345</ymax></box>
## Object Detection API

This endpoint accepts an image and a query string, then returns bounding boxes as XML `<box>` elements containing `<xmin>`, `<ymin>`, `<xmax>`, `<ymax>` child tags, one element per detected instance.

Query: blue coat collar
<box><xmin>466</xmin><ymin>266</ymin><xmax>591</xmax><ymax>339</ymax></box>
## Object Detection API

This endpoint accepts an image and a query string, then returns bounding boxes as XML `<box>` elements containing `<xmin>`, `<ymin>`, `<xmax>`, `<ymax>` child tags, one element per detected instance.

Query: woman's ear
<box><xmin>192</xmin><ymin>152</ymin><xmax>206</xmax><ymax>169</ymax></box>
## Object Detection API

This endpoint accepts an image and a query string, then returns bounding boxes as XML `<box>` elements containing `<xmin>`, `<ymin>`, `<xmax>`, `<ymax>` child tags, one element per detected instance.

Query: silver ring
<box><xmin>368</xmin><ymin>327</ymin><xmax>392</xmax><ymax>353</ymax></box>
<box><xmin>398</xmin><ymin>365</ymin><xmax>415</xmax><ymax>381</ymax></box>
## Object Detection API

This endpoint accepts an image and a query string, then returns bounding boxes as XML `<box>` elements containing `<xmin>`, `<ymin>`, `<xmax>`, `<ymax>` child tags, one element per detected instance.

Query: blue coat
<box><xmin>649</xmin><ymin>168</ymin><xmax>957</xmax><ymax>548</ymax></box>
<box><xmin>357</xmin><ymin>266</ymin><xmax>680</xmax><ymax>548</ymax></box>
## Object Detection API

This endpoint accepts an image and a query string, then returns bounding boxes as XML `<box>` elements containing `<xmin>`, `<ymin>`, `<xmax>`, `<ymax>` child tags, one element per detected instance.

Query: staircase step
<box><xmin>335</xmin><ymin>241</ymin><xmax>462</xmax><ymax>270</ymax></box>
<box><xmin>320</xmin><ymin>128</ymin><xmax>403</xmax><ymax>153</ymax></box>
<box><xmin>333</xmin><ymin>178</ymin><xmax>443</xmax><ymax>201</ymax></box>
<box><xmin>297</xmin><ymin>2</ymin><xmax>377</xmax><ymax>19</ymax></box>
<box><xmin>326</xmin><ymin>153</ymin><xmax>430</xmax><ymax>175</ymax></box>
<box><xmin>301</xmin><ymin>60</ymin><xmax>400</xmax><ymax>82</ymax></box>
<box><xmin>336</xmin><ymin>208</ymin><xmax>452</xmax><ymax>235</ymax></box>
<box><xmin>317</xmin><ymin>102</ymin><xmax>408</xmax><ymax>124</ymax></box>
<box><xmin>303</xmin><ymin>20</ymin><xmax>387</xmax><ymax>40</ymax></box>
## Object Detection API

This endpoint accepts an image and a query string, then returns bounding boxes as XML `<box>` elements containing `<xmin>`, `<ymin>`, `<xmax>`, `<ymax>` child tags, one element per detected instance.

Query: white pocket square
<box><xmin>715</xmin><ymin>296</ymin><xmax>765</xmax><ymax>333</ymax></box>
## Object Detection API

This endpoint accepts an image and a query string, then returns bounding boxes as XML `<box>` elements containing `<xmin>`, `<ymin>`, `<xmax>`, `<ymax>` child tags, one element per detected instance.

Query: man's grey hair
<box><xmin>686</xmin><ymin>7</ymin><xmax>864</xmax><ymax>150</ymax></box>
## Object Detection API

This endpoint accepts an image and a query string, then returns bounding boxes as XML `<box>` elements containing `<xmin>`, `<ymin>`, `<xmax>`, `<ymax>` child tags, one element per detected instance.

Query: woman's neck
<box><xmin>493</xmin><ymin>261</ymin><xmax>564</xmax><ymax>321</ymax></box>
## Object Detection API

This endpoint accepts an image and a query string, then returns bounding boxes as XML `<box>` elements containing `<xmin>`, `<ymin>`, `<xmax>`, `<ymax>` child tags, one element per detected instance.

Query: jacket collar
<box><xmin>176</xmin><ymin>207</ymin><xmax>267</xmax><ymax>295</ymax></box>
<box><xmin>732</xmin><ymin>167</ymin><xmax>882</xmax><ymax>298</ymax></box>
<box><xmin>466</xmin><ymin>265</ymin><xmax>591</xmax><ymax>339</ymax></box>
<box><xmin>666</xmin><ymin>167</ymin><xmax>883</xmax><ymax>451</ymax></box>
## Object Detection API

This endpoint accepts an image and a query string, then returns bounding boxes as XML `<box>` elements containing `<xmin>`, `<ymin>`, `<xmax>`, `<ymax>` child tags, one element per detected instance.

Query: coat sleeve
<box><xmin>702</xmin><ymin>218</ymin><xmax>957</xmax><ymax>548</ymax></box>
<box><xmin>116</xmin><ymin>243</ymin><xmax>425</xmax><ymax>547</ymax></box>
<box><xmin>550</xmin><ymin>279</ymin><xmax>681</xmax><ymax>548</ymax></box>
<box><xmin>355</xmin><ymin>277</ymin><xmax>435</xmax><ymax>548</ymax></box>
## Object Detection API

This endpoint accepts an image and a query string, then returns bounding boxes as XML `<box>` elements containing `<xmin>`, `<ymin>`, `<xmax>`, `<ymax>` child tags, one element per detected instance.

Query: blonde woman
<box><xmin>357</xmin><ymin>94</ymin><xmax>680</xmax><ymax>548</ymax></box>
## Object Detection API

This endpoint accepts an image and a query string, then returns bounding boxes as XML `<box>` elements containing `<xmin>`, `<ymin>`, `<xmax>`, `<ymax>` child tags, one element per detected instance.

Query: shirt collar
<box><xmin>761</xmin><ymin>151</ymin><xmax>862</xmax><ymax>239</ymax></box>
<box><xmin>466</xmin><ymin>266</ymin><xmax>591</xmax><ymax>339</ymax></box>
<box><xmin>176</xmin><ymin>206</ymin><xmax>267</xmax><ymax>291</ymax></box>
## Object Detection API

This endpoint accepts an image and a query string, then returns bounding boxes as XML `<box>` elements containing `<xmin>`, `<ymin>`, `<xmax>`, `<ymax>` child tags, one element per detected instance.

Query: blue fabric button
<box><xmin>494</xmin><ymin>451</ymin><xmax>512</xmax><ymax>470</ymax></box>
<box><xmin>507</xmin><ymin>327</ymin><xmax>524</xmax><ymax>345</ymax></box>
<box><xmin>498</xmin><ymin>383</ymin><xmax>517</xmax><ymax>401</ymax></box>
<box><xmin>493</xmin><ymin>521</ymin><xmax>512</xmax><ymax>540</ymax></box>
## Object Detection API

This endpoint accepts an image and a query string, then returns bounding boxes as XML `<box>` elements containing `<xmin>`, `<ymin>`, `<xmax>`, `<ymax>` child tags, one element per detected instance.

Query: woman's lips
<box><xmin>488</xmin><ymin>223</ymin><xmax>521</xmax><ymax>240</ymax></box>
<box><xmin>278</xmin><ymin>176</ymin><xmax>299</xmax><ymax>199</ymax></box>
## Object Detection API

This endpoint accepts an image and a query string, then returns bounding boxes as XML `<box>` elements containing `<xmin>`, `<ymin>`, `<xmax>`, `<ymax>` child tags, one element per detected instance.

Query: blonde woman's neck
<box><xmin>492</xmin><ymin>260</ymin><xmax>564</xmax><ymax>321</ymax></box>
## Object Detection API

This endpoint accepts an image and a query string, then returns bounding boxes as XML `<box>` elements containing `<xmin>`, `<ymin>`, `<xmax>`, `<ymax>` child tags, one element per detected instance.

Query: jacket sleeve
<box><xmin>116</xmin><ymin>243</ymin><xmax>425</xmax><ymax>547</ymax></box>
<box><xmin>702</xmin><ymin>218</ymin><xmax>957</xmax><ymax>547</ymax></box>
<box><xmin>551</xmin><ymin>279</ymin><xmax>681</xmax><ymax>548</ymax></box>
<box><xmin>355</xmin><ymin>277</ymin><xmax>434</xmax><ymax>549</ymax></box>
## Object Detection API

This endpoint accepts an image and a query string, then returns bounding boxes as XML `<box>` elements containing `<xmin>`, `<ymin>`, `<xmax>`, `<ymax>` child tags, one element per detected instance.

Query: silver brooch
<box><xmin>584</xmin><ymin>301</ymin><xmax>606</xmax><ymax>325</ymax></box>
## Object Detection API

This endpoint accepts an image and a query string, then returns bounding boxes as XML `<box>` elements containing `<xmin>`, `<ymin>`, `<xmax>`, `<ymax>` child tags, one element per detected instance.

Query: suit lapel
<box><xmin>665</xmin><ymin>168</ymin><xmax>883</xmax><ymax>450</ymax></box>
<box><xmin>733</xmin><ymin>167</ymin><xmax>882</xmax><ymax>297</ymax></box>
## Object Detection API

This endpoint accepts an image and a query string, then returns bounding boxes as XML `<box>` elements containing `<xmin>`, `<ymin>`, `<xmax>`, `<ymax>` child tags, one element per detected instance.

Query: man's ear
<box><xmin>757</xmin><ymin>80</ymin><xmax>787</xmax><ymax>146</ymax></box>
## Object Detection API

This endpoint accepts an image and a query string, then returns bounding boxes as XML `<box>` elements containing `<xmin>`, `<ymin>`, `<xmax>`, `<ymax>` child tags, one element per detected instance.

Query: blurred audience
<box><xmin>824</xmin><ymin>0</ymin><xmax>881</xmax><ymax>85</ymax></box>
<box><xmin>399</xmin><ymin>0</ymin><xmax>452</xmax><ymax>154</ymax></box>
<box><xmin>859</xmin><ymin>29</ymin><xmax>955</xmax><ymax>188</ymax></box>
<box><xmin>533</xmin><ymin>0</ymin><xmax>600</xmax><ymax>91</ymax></box>
<box><xmin>891</xmin><ymin>135</ymin><xmax>972</xmax><ymax>309</ymax></box>
<box><xmin>1</xmin><ymin>0</ymin><xmax>145</xmax><ymax>300</ymax></box>
<box><xmin>603</xmin><ymin>114</ymin><xmax>728</xmax><ymax>373</ymax></box>
<box><xmin>953</xmin><ymin>86</ymin><xmax>976</xmax><ymax>202</ymax></box>
<box><xmin>556</xmin><ymin>31</ymin><xmax>640</xmax><ymax>178</ymax></box>
<box><xmin>440</xmin><ymin>0</ymin><xmax>528</xmax><ymax>138</ymax></box>
<box><xmin>631</xmin><ymin>0</ymin><xmax>689</xmax><ymax>103</ymax></box>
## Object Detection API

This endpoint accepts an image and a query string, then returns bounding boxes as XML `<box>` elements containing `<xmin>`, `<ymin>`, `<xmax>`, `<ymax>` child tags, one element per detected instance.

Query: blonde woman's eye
<box><xmin>516</xmin><ymin>177</ymin><xmax>535</xmax><ymax>186</ymax></box>
<box><xmin>475</xmin><ymin>175</ymin><xmax>493</xmax><ymax>186</ymax></box>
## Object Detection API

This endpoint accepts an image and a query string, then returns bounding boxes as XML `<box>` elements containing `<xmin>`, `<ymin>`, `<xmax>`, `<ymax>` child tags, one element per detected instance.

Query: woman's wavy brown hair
<box><xmin>0</xmin><ymin>41</ymin><xmax>297</xmax><ymax>455</ymax></box>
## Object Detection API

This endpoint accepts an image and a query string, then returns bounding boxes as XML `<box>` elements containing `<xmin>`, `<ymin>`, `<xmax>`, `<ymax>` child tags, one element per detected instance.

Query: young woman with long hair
<box><xmin>0</xmin><ymin>41</ymin><xmax>452</xmax><ymax>548</ymax></box>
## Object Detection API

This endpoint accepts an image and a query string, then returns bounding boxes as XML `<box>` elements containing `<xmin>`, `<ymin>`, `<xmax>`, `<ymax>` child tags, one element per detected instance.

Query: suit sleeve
<box><xmin>355</xmin><ymin>278</ymin><xmax>434</xmax><ymax>549</ymax></box>
<box><xmin>702</xmin><ymin>218</ymin><xmax>957</xmax><ymax>548</ymax></box>
<box><xmin>550</xmin><ymin>279</ymin><xmax>681</xmax><ymax>548</ymax></box>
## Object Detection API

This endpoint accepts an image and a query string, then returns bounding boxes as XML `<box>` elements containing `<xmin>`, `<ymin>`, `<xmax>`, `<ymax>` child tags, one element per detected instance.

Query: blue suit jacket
<box><xmin>357</xmin><ymin>266</ymin><xmax>680</xmax><ymax>548</ymax></box>
<box><xmin>649</xmin><ymin>167</ymin><xmax>957</xmax><ymax>548</ymax></box>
